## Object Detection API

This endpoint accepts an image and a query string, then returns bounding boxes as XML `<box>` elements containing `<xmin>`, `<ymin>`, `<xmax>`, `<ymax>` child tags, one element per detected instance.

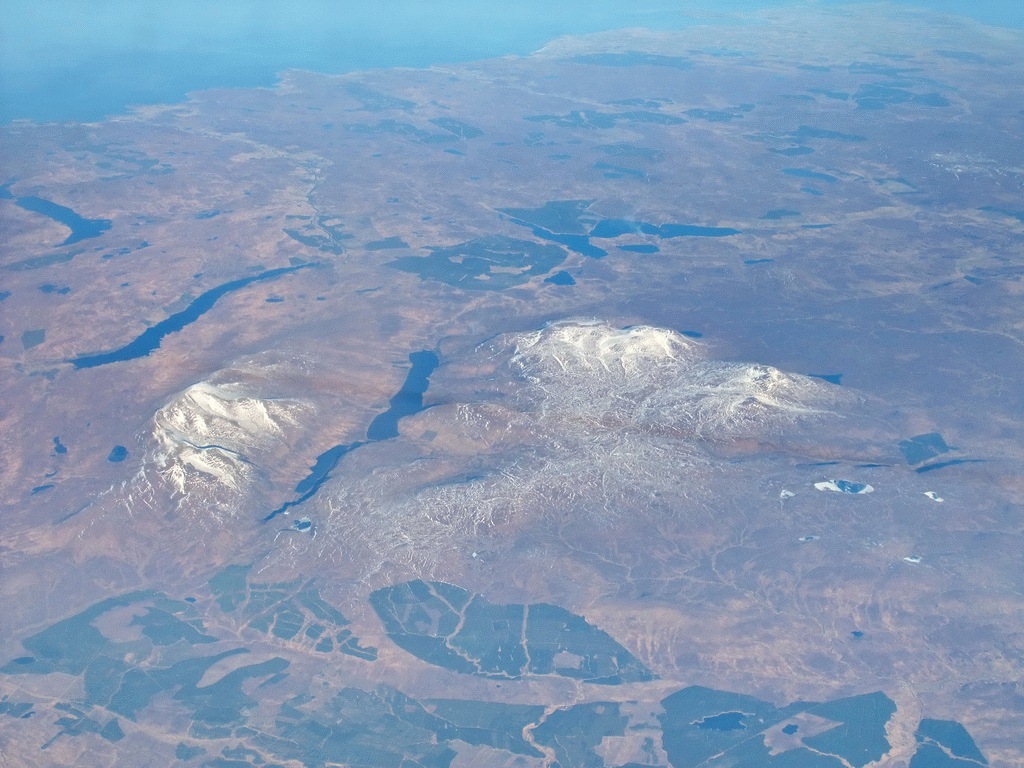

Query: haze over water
<box><xmin>2</xmin><ymin>0</ymin><xmax>1022</xmax><ymax>123</ymax></box>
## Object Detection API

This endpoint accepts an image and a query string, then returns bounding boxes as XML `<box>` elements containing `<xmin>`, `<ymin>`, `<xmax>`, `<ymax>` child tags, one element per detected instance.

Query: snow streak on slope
<box><xmin>290</xmin><ymin>320</ymin><xmax>863</xmax><ymax>577</ymax></box>
<box><xmin>147</xmin><ymin>369</ymin><xmax>310</xmax><ymax>515</ymax></box>
<box><xmin>505</xmin><ymin>319</ymin><xmax>842</xmax><ymax>442</ymax></box>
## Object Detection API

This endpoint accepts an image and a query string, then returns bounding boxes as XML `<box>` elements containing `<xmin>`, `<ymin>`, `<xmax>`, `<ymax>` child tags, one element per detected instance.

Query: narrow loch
<box><xmin>70</xmin><ymin>264</ymin><xmax>317</xmax><ymax>369</ymax></box>
<box><xmin>264</xmin><ymin>349</ymin><xmax>440</xmax><ymax>521</ymax></box>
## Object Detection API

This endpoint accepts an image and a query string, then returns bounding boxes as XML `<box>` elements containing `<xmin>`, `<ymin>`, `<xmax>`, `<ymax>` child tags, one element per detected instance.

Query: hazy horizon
<box><xmin>3</xmin><ymin>0</ymin><xmax>1023</xmax><ymax>123</ymax></box>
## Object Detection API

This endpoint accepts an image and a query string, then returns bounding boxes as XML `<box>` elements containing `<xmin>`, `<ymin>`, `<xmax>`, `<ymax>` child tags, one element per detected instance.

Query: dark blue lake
<box><xmin>14</xmin><ymin>196</ymin><xmax>112</xmax><ymax>245</ymax></box>
<box><xmin>71</xmin><ymin>264</ymin><xmax>316</xmax><ymax>369</ymax></box>
<box><xmin>265</xmin><ymin>349</ymin><xmax>439</xmax><ymax>521</ymax></box>
<box><xmin>366</xmin><ymin>350</ymin><xmax>439</xmax><ymax>440</ymax></box>
<box><xmin>696</xmin><ymin>711</ymin><xmax>747</xmax><ymax>731</ymax></box>
<box><xmin>591</xmin><ymin>219</ymin><xmax>739</xmax><ymax>238</ymax></box>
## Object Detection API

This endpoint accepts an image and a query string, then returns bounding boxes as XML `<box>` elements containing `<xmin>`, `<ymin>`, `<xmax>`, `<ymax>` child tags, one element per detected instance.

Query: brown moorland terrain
<box><xmin>1</xmin><ymin>5</ymin><xmax>1022</xmax><ymax>766</ymax></box>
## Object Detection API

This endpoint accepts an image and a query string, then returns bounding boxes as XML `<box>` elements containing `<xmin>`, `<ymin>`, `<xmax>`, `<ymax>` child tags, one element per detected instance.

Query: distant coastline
<box><xmin>2</xmin><ymin>0</ymin><xmax>1020</xmax><ymax>124</ymax></box>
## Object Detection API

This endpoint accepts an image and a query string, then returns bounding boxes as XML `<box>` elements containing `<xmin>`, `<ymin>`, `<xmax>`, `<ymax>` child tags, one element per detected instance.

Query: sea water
<box><xmin>3</xmin><ymin>0</ymin><xmax>1021</xmax><ymax>124</ymax></box>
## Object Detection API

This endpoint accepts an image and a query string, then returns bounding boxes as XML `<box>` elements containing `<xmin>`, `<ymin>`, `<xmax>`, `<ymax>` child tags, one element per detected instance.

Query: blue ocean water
<box><xmin>1</xmin><ymin>0</ymin><xmax>1020</xmax><ymax>124</ymax></box>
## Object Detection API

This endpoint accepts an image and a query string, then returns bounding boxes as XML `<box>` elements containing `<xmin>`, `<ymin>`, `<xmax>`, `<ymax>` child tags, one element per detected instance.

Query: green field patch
<box><xmin>608</xmin><ymin>97</ymin><xmax>673</xmax><ymax>107</ymax></box>
<box><xmin>426</xmin><ymin>699</ymin><xmax>546</xmax><ymax>756</ymax></box>
<box><xmin>2</xmin><ymin>590</ymin><xmax>185</xmax><ymax>676</ymax></box>
<box><xmin>297</xmin><ymin>587</ymin><xmax>350</xmax><ymax>625</ymax></box>
<box><xmin>44</xmin><ymin>702</ymin><xmax>125</xmax><ymax>748</ymax></box>
<box><xmin>336</xmin><ymin>630</ymin><xmax>378</xmax><ymax>661</ymax></box>
<box><xmin>428</xmin><ymin>117</ymin><xmax>483</xmax><ymax>138</ymax></box>
<box><xmin>101</xmin><ymin>718</ymin><xmax>125</xmax><ymax>741</ymax></box>
<box><xmin>387</xmin><ymin>235</ymin><xmax>566</xmax><ymax>290</ymax></box>
<box><xmin>761</xmin><ymin>209</ymin><xmax>802</xmax><ymax>220</ymax></box>
<box><xmin>853</xmin><ymin>83</ymin><xmax>951</xmax><ymax>110</ymax></box>
<box><xmin>595</xmin><ymin>160</ymin><xmax>648</xmax><ymax>178</ymax></box>
<box><xmin>597</xmin><ymin>142</ymin><xmax>666</xmax><ymax>160</ymax></box>
<box><xmin>787</xmin><ymin>125</ymin><xmax>865</xmax><ymax>141</ymax></box>
<box><xmin>209</xmin><ymin>564</ymin><xmax>250</xmax><ymax>612</ymax></box>
<box><xmin>269</xmin><ymin>604</ymin><xmax>305</xmax><ymax>640</ymax></box>
<box><xmin>21</xmin><ymin>329</ymin><xmax>46</xmax><ymax>349</ymax></box>
<box><xmin>176</xmin><ymin>743</ymin><xmax>207</xmax><ymax>760</ymax></box>
<box><xmin>190</xmin><ymin>723</ymin><xmax>233</xmax><ymax>740</ymax></box>
<box><xmin>497</xmin><ymin>199</ymin><xmax>597</xmax><ymax>234</ymax></box>
<box><xmin>178</xmin><ymin>655</ymin><xmax>290</xmax><ymax>732</ymax></box>
<box><xmin>370</xmin><ymin>580</ymin><xmax>654</xmax><ymax>683</ymax></box>
<box><xmin>83</xmin><ymin>655</ymin><xmax>131</xmax><ymax>707</ymax></box>
<box><xmin>132</xmin><ymin>607</ymin><xmax>218</xmax><ymax>646</ymax></box>
<box><xmin>343</xmin><ymin>83</ymin><xmax>416</xmax><ymax>112</ymax></box>
<box><xmin>899</xmin><ymin>432</ymin><xmax>952</xmax><ymax>465</ymax></box>
<box><xmin>912</xmin><ymin>719</ymin><xmax>987</xmax><ymax>765</ymax></box>
<box><xmin>364</xmin><ymin>235</ymin><xmax>410</xmax><ymax>250</ymax></box>
<box><xmin>3</xmin><ymin>250</ymin><xmax>82</xmax><ymax>271</ymax></box>
<box><xmin>450</xmin><ymin>597</ymin><xmax>527</xmax><ymax>678</ymax></box>
<box><xmin>802</xmin><ymin>692</ymin><xmax>897</xmax><ymax>766</ymax></box>
<box><xmin>524</xmin><ymin>109</ymin><xmax>686</xmax><ymax>129</ymax></box>
<box><xmin>0</xmin><ymin>699</ymin><xmax>34</xmax><ymax>718</ymax></box>
<box><xmin>344</xmin><ymin>119</ymin><xmax>456</xmax><ymax>144</ymax></box>
<box><xmin>1</xmin><ymin>589</ymin><xmax>269</xmax><ymax>738</ymax></box>
<box><xmin>261</xmin><ymin>687</ymin><xmax>457</xmax><ymax>768</ymax></box>
<box><xmin>248</xmin><ymin>685</ymin><xmax>622</xmax><ymax>767</ymax></box>
<box><xmin>532</xmin><ymin>701</ymin><xmax>628</xmax><ymax>767</ymax></box>
<box><xmin>220</xmin><ymin>743</ymin><xmax>267</xmax><ymax>765</ymax></box>
<box><xmin>207</xmin><ymin>567</ymin><xmax>376</xmax><ymax>660</ymax></box>
<box><xmin>909</xmin><ymin>741</ymin><xmax>987</xmax><ymax>767</ymax></box>
<box><xmin>659</xmin><ymin>686</ymin><xmax>898</xmax><ymax>768</ymax></box>
<box><xmin>283</xmin><ymin>226</ymin><xmax>350</xmax><ymax>255</ymax></box>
